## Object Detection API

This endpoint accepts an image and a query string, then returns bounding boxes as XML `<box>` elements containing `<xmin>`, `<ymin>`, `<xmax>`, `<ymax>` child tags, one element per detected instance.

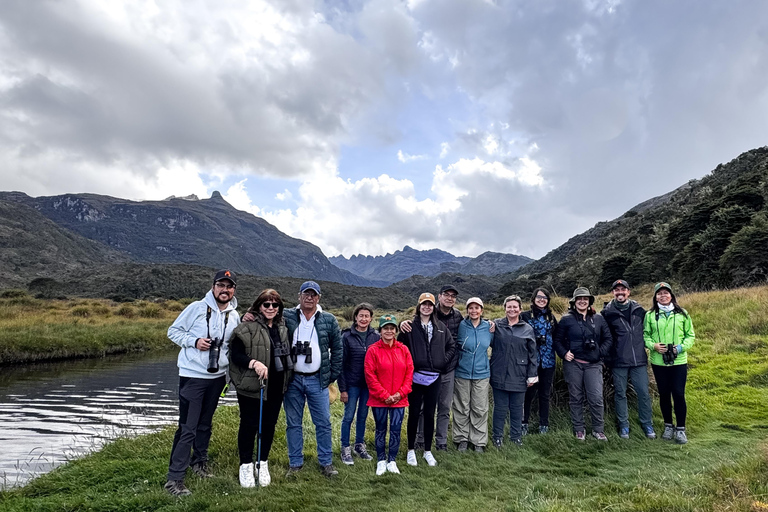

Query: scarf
<box><xmin>659</xmin><ymin>303</ymin><xmax>674</xmax><ymax>314</ymax></box>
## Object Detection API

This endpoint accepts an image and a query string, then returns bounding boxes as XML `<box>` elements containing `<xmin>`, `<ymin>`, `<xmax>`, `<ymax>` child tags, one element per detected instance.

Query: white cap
<box><xmin>465</xmin><ymin>297</ymin><xmax>484</xmax><ymax>308</ymax></box>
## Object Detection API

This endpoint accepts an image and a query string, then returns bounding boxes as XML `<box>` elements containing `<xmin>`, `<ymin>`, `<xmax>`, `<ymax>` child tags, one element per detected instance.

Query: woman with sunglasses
<box><xmin>520</xmin><ymin>288</ymin><xmax>558</xmax><ymax>435</ymax></box>
<box><xmin>229</xmin><ymin>289</ymin><xmax>292</xmax><ymax>487</ymax></box>
<box><xmin>489</xmin><ymin>295</ymin><xmax>538</xmax><ymax>448</ymax></box>
<box><xmin>553</xmin><ymin>287</ymin><xmax>613</xmax><ymax>441</ymax></box>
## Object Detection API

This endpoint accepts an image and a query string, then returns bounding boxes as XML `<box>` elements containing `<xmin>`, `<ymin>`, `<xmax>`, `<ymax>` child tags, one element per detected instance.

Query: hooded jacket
<box><xmin>455</xmin><ymin>317</ymin><xmax>492</xmax><ymax>380</ymax></box>
<box><xmin>167</xmin><ymin>289</ymin><xmax>240</xmax><ymax>379</ymax></box>
<box><xmin>398</xmin><ymin>316</ymin><xmax>456</xmax><ymax>374</ymax></box>
<box><xmin>365</xmin><ymin>339</ymin><xmax>414</xmax><ymax>408</ymax></box>
<box><xmin>521</xmin><ymin>309</ymin><xmax>558</xmax><ymax>369</ymax></box>
<box><xmin>338</xmin><ymin>325</ymin><xmax>379</xmax><ymax>392</ymax></box>
<box><xmin>229</xmin><ymin>314</ymin><xmax>292</xmax><ymax>398</ymax></box>
<box><xmin>489</xmin><ymin>318</ymin><xmax>538</xmax><ymax>392</ymax></box>
<box><xmin>601</xmin><ymin>299</ymin><xmax>648</xmax><ymax>368</ymax></box>
<box><xmin>553</xmin><ymin>309</ymin><xmax>613</xmax><ymax>364</ymax></box>
<box><xmin>283</xmin><ymin>305</ymin><xmax>343</xmax><ymax>388</ymax></box>
<box><xmin>436</xmin><ymin>306</ymin><xmax>464</xmax><ymax>372</ymax></box>
<box><xmin>643</xmin><ymin>309</ymin><xmax>695</xmax><ymax>366</ymax></box>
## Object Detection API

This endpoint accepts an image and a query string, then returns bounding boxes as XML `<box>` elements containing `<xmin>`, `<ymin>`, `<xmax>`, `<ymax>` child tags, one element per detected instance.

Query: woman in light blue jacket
<box><xmin>452</xmin><ymin>297</ymin><xmax>493</xmax><ymax>452</ymax></box>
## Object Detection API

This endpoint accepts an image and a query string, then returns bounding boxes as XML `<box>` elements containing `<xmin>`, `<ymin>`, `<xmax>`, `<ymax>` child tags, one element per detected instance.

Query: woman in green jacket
<box><xmin>643</xmin><ymin>282</ymin><xmax>695</xmax><ymax>444</ymax></box>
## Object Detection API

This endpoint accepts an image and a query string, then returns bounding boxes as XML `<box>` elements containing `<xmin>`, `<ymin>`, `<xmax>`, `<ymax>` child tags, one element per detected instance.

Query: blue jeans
<box><xmin>283</xmin><ymin>374</ymin><xmax>332</xmax><ymax>467</ymax></box>
<box><xmin>341</xmin><ymin>385</ymin><xmax>369</xmax><ymax>447</ymax></box>
<box><xmin>612</xmin><ymin>366</ymin><xmax>653</xmax><ymax>430</ymax></box>
<box><xmin>491</xmin><ymin>388</ymin><xmax>526</xmax><ymax>440</ymax></box>
<box><xmin>372</xmin><ymin>407</ymin><xmax>405</xmax><ymax>462</ymax></box>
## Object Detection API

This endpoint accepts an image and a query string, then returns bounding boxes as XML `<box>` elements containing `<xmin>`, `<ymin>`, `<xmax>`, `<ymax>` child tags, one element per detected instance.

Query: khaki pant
<box><xmin>452</xmin><ymin>377</ymin><xmax>490</xmax><ymax>447</ymax></box>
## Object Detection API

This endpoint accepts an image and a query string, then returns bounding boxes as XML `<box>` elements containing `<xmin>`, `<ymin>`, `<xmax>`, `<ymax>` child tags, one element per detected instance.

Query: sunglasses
<box><xmin>262</xmin><ymin>302</ymin><xmax>281</xmax><ymax>309</ymax></box>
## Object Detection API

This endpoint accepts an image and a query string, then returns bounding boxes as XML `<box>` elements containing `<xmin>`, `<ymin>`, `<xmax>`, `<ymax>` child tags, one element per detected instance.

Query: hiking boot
<box><xmin>457</xmin><ymin>441</ymin><xmax>468</xmax><ymax>452</ymax></box>
<box><xmin>619</xmin><ymin>427</ymin><xmax>630</xmax><ymax>439</ymax></box>
<box><xmin>285</xmin><ymin>465</ymin><xmax>303</xmax><ymax>478</ymax></box>
<box><xmin>661</xmin><ymin>424</ymin><xmax>675</xmax><ymax>441</ymax></box>
<box><xmin>376</xmin><ymin>460</ymin><xmax>387</xmax><ymax>476</ymax></box>
<box><xmin>239</xmin><ymin>463</ymin><xmax>255</xmax><ymax>488</ymax></box>
<box><xmin>493</xmin><ymin>437</ymin><xmax>503</xmax><ymax>448</ymax></box>
<box><xmin>675</xmin><ymin>427</ymin><xmax>688</xmax><ymax>444</ymax></box>
<box><xmin>511</xmin><ymin>438</ymin><xmax>523</xmax><ymax>447</ymax></box>
<box><xmin>474</xmin><ymin>445</ymin><xmax>484</xmax><ymax>453</ymax></box>
<box><xmin>539</xmin><ymin>426</ymin><xmax>549</xmax><ymax>434</ymax></box>
<box><xmin>321</xmin><ymin>464</ymin><xmax>338</xmax><ymax>477</ymax></box>
<box><xmin>164</xmin><ymin>479</ymin><xmax>191</xmax><ymax>496</ymax></box>
<box><xmin>592</xmin><ymin>431</ymin><xmax>608</xmax><ymax>441</ymax></box>
<box><xmin>257</xmin><ymin>461</ymin><xmax>271</xmax><ymax>487</ymax></box>
<box><xmin>341</xmin><ymin>446</ymin><xmax>354</xmax><ymax>465</ymax></box>
<box><xmin>386</xmin><ymin>461</ymin><xmax>401</xmax><ymax>474</ymax></box>
<box><xmin>191</xmin><ymin>462</ymin><xmax>213</xmax><ymax>478</ymax></box>
<box><xmin>406</xmin><ymin>450</ymin><xmax>418</xmax><ymax>466</ymax></box>
<box><xmin>436</xmin><ymin>443</ymin><xmax>448</xmax><ymax>452</ymax></box>
<box><xmin>521</xmin><ymin>423</ymin><xmax>529</xmax><ymax>436</ymax></box>
<box><xmin>423</xmin><ymin>451</ymin><xmax>437</xmax><ymax>466</ymax></box>
<box><xmin>643</xmin><ymin>425</ymin><xmax>657</xmax><ymax>439</ymax></box>
<box><xmin>575</xmin><ymin>431</ymin><xmax>586</xmax><ymax>441</ymax></box>
<box><xmin>414</xmin><ymin>441</ymin><xmax>425</xmax><ymax>450</ymax></box>
<box><xmin>354</xmin><ymin>443</ymin><xmax>373</xmax><ymax>461</ymax></box>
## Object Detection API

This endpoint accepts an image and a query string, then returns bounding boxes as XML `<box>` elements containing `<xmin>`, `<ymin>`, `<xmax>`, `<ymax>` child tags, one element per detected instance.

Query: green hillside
<box><xmin>500</xmin><ymin>147</ymin><xmax>768</xmax><ymax>298</ymax></box>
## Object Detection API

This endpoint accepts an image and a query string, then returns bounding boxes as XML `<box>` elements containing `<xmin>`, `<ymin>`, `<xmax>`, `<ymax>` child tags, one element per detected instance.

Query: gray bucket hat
<box><xmin>569</xmin><ymin>287</ymin><xmax>595</xmax><ymax>306</ymax></box>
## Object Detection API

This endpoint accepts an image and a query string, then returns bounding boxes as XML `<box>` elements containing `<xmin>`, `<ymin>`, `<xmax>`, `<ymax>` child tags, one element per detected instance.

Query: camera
<box><xmin>207</xmin><ymin>337</ymin><xmax>223</xmax><ymax>373</ymax></box>
<box><xmin>663</xmin><ymin>344</ymin><xmax>677</xmax><ymax>365</ymax></box>
<box><xmin>292</xmin><ymin>341</ymin><xmax>313</xmax><ymax>365</ymax></box>
<box><xmin>273</xmin><ymin>341</ymin><xmax>294</xmax><ymax>372</ymax></box>
<box><xmin>536</xmin><ymin>335</ymin><xmax>547</xmax><ymax>347</ymax></box>
<box><xmin>584</xmin><ymin>339</ymin><xmax>597</xmax><ymax>351</ymax></box>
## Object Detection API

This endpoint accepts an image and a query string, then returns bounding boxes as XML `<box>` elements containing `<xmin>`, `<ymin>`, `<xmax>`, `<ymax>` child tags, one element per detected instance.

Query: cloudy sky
<box><xmin>2</xmin><ymin>0</ymin><xmax>767</xmax><ymax>260</ymax></box>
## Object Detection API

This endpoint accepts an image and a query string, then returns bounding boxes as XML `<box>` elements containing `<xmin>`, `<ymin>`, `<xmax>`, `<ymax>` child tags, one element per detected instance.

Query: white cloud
<box><xmin>397</xmin><ymin>149</ymin><xmax>427</xmax><ymax>163</ymax></box>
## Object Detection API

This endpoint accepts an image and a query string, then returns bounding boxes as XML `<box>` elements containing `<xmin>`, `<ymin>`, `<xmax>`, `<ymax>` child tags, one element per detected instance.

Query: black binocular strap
<box><xmin>206</xmin><ymin>306</ymin><xmax>231</xmax><ymax>340</ymax></box>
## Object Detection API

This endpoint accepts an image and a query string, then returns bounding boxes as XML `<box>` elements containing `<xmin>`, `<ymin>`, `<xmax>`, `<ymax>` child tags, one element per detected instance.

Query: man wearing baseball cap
<box><xmin>600</xmin><ymin>279</ymin><xmax>655</xmax><ymax>440</ymax></box>
<box><xmin>281</xmin><ymin>280</ymin><xmax>343</xmax><ymax>478</ymax></box>
<box><xmin>164</xmin><ymin>269</ymin><xmax>240</xmax><ymax>496</ymax></box>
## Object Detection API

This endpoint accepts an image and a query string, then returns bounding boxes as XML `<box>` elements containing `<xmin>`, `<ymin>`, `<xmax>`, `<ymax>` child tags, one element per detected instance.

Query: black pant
<box><xmin>237</xmin><ymin>371</ymin><xmax>285</xmax><ymax>464</ymax></box>
<box><xmin>652</xmin><ymin>364</ymin><xmax>687</xmax><ymax>427</ymax></box>
<box><xmin>407</xmin><ymin>380</ymin><xmax>441</xmax><ymax>451</ymax></box>
<box><xmin>168</xmin><ymin>376</ymin><xmax>226</xmax><ymax>481</ymax></box>
<box><xmin>523</xmin><ymin>366</ymin><xmax>555</xmax><ymax>427</ymax></box>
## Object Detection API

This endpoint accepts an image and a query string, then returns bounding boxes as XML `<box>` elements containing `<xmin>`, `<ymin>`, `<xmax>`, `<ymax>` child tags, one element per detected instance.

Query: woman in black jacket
<box><xmin>338</xmin><ymin>303</ymin><xmax>379</xmax><ymax>465</ymax></box>
<box><xmin>553</xmin><ymin>287</ymin><xmax>613</xmax><ymax>441</ymax></box>
<box><xmin>399</xmin><ymin>292</ymin><xmax>456</xmax><ymax>468</ymax></box>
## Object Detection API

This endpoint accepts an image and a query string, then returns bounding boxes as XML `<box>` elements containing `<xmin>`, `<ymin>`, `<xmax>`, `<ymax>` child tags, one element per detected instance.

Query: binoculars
<box><xmin>536</xmin><ymin>335</ymin><xmax>547</xmax><ymax>347</ymax></box>
<box><xmin>662</xmin><ymin>344</ymin><xmax>678</xmax><ymax>365</ymax></box>
<box><xmin>273</xmin><ymin>341</ymin><xmax>294</xmax><ymax>372</ymax></box>
<box><xmin>292</xmin><ymin>341</ymin><xmax>313</xmax><ymax>365</ymax></box>
<box><xmin>584</xmin><ymin>338</ymin><xmax>597</xmax><ymax>351</ymax></box>
<box><xmin>207</xmin><ymin>337</ymin><xmax>223</xmax><ymax>373</ymax></box>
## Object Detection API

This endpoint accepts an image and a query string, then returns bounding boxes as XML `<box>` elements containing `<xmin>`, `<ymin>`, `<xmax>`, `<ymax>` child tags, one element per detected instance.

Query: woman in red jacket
<box><xmin>365</xmin><ymin>314</ymin><xmax>414</xmax><ymax>476</ymax></box>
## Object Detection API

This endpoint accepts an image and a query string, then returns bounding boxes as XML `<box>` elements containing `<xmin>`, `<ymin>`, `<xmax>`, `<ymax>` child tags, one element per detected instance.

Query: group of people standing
<box><xmin>162</xmin><ymin>270</ymin><xmax>695</xmax><ymax>496</ymax></box>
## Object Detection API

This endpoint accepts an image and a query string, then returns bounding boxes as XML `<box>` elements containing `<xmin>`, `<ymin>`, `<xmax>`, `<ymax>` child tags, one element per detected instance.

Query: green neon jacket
<box><xmin>643</xmin><ymin>309</ymin><xmax>695</xmax><ymax>366</ymax></box>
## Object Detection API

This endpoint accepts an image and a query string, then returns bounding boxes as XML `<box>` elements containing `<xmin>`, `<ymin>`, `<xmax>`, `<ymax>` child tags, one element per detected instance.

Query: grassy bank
<box><xmin>2</xmin><ymin>286</ymin><xmax>768</xmax><ymax>510</ymax></box>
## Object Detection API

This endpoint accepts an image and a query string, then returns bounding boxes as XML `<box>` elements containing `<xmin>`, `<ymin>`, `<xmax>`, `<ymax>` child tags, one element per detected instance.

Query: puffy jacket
<box><xmin>167</xmin><ymin>290</ymin><xmax>240</xmax><ymax>379</ymax></box>
<box><xmin>436</xmin><ymin>307</ymin><xmax>464</xmax><ymax>372</ymax></box>
<box><xmin>553</xmin><ymin>310</ymin><xmax>613</xmax><ymax>364</ymax></box>
<box><xmin>229</xmin><ymin>315</ymin><xmax>292</xmax><ymax>399</ymax></box>
<box><xmin>365</xmin><ymin>340</ymin><xmax>414</xmax><ymax>408</ymax></box>
<box><xmin>601</xmin><ymin>300</ymin><xmax>648</xmax><ymax>368</ymax></box>
<box><xmin>455</xmin><ymin>317</ymin><xmax>492</xmax><ymax>380</ymax></box>
<box><xmin>489</xmin><ymin>318</ymin><xmax>538</xmax><ymax>392</ymax></box>
<box><xmin>398</xmin><ymin>316</ymin><xmax>456</xmax><ymax>374</ymax></box>
<box><xmin>283</xmin><ymin>306</ymin><xmax>343</xmax><ymax>389</ymax></box>
<box><xmin>643</xmin><ymin>309</ymin><xmax>695</xmax><ymax>366</ymax></box>
<box><xmin>338</xmin><ymin>326</ymin><xmax>379</xmax><ymax>392</ymax></box>
<box><xmin>521</xmin><ymin>309</ymin><xmax>557</xmax><ymax>369</ymax></box>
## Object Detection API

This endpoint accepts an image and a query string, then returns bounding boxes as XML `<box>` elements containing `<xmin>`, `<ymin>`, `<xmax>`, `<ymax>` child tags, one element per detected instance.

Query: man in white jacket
<box><xmin>164</xmin><ymin>269</ymin><xmax>240</xmax><ymax>496</ymax></box>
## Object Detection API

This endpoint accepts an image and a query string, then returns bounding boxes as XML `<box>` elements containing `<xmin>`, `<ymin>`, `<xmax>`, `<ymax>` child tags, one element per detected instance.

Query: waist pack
<box><xmin>413</xmin><ymin>370</ymin><xmax>440</xmax><ymax>386</ymax></box>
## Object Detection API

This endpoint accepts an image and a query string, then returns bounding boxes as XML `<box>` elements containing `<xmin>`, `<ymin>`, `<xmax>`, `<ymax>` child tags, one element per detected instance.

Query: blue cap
<box><xmin>299</xmin><ymin>280</ymin><xmax>322</xmax><ymax>295</ymax></box>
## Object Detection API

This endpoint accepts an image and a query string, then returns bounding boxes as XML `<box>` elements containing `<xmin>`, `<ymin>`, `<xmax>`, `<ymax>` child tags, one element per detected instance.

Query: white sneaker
<box><xmin>423</xmin><ymin>451</ymin><xmax>437</xmax><ymax>467</ymax></box>
<box><xmin>257</xmin><ymin>460</ymin><xmax>271</xmax><ymax>487</ymax></box>
<box><xmin>386</xmin><ymin>461</ymin><xmax>400</xmax><ymax>474</ymax></box>
<box><xmin>376</xmin><ymin>460</ymin><xmax>387</xmax><ymax>475</ymax></box>
<box><xmin>406</xmin><ymin>450</ymin><xmax>417</xmax><ymax>466</ymax></box>
<box><xmin>239</xmin><ymin>463</ymin><xmax>255</xmax><ymax>488</ymax></box>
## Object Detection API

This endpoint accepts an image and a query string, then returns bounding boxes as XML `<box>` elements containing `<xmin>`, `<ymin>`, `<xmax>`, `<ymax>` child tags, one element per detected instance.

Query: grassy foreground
<box><xmin>2</xmin><ymin>286</ymin><xmax>768</xmax><ymax>510</ymax></box>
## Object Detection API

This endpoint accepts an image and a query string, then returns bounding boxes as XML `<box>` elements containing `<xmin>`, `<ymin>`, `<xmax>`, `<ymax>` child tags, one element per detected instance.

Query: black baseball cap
<box><xmin>439</xmin><ymin>285</ymin><xmax>459</xmax><ymax>295</ymax></box>
<box><xmin>213</xmin><ymin>269</ymin><xmax>237</xmax><ymax>285</ymax></box>
<box><xmin>611</xmin><ymin>279</ymin><xmax>630</xmax><ymax>290</ymax></box>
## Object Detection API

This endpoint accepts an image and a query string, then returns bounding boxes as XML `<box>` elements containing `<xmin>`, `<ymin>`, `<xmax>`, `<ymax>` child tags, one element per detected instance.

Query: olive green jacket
<box><xmin>229</xmin><ymin>316</ymin><xmax>292</xmax><ymax>399</ymax></box>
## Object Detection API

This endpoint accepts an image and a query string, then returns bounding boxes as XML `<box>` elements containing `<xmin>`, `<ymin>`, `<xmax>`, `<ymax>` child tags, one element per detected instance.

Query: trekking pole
<box><xmin>256</xmin><ymin>379</ymin><xmax>264</xmax><ymax>486</ymax></box>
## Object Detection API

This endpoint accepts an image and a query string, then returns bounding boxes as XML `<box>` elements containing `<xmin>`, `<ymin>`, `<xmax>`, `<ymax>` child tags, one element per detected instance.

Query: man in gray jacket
<box><xmin>164</xmin><ymin>269</ymin><xmax>240</xmax><ymax>496</ymax></box>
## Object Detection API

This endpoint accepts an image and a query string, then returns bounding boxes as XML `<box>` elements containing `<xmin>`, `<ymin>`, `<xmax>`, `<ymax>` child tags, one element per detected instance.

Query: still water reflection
<box><xmin>0</xmin><ymin>351</ymin><xmax>237</xmax><ymax>488</ymax></box>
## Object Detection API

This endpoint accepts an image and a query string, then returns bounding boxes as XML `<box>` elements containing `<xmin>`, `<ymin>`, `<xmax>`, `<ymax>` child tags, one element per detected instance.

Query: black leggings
<box><xmin>523</xmin><ymin>366</ymin><xmax>555</xmax><ymax>427</ymax></box>
<box><xmin>237</xmin><ymin>372</ymin><xmax>285</xmax><ymax>464</ymax></box>
<box><xmin>652</xmin><ymin>364</ymin><xmax>687</xmax><ymax>427</ymax></box>
<box><xmin>407</xmin><ymin>380</ymin><xmax>441</xmax><ymax>451</ymax></box>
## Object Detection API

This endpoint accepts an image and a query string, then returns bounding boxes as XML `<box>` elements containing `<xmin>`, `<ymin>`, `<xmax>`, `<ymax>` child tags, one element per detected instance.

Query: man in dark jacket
<box><xmin>601</xmin><ymin>279</ymin><xmax>656</xmax><ymax>440</ymax></box>
<box><xmin>282</xmin><ymin>281</ymin><xmax>343</xmax><ymax>478</ymax></box>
